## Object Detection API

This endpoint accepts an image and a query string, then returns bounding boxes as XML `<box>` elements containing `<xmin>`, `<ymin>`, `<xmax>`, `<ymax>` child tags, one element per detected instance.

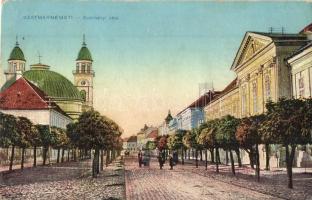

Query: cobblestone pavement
<box><xmin>0</xmin><ymin>159</ymin><xmax>125</xmax><ymax>200</ymax></box>
<box><xmin>125</xmin><ymin>157</ymin><xmax>281</xmax><ymax>200</ymax></box>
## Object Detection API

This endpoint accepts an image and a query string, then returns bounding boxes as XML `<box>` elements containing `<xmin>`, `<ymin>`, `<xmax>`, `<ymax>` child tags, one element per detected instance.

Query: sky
<box><xmin>0</xmin><ymin>0</ymin><xmax>311</xmax><ymax>137</ymax></box>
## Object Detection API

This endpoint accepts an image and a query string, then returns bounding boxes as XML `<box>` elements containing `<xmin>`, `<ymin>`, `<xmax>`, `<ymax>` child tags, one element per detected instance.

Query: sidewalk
<box><xmin>0</xmin><ymin>158</ymin><xmax>126</xmax><ymax>200</ymax></box>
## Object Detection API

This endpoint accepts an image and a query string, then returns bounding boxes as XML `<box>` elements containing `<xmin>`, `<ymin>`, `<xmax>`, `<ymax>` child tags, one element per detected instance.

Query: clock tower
<box><xmin>73</xmin><ymin>35</ymin><xmax>94</xmax><ymax>110</ymax></box>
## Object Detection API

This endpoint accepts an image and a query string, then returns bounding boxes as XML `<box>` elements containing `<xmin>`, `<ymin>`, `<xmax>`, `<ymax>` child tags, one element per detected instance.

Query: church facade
<box><xmin>0</xmin><ymin>36</ymin><xmax>95</xmax><ymax>121</ymax></box>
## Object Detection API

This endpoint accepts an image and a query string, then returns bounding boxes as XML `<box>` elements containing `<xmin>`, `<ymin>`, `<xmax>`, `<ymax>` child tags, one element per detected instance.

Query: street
<box><xmin>125</xmin><ymin>157</ymin><xmax>281</xmax><ymax>200</ymax></box>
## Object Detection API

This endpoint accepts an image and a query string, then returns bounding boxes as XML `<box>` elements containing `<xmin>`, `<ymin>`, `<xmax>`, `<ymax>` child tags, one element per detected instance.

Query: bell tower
<box><xmin>73</xmin><ymin>35</ymin><xmax>94</xmax><ymax>110</ymax></box>
<box><xmin>5</xmin><ymin>37</ymin><xmax>26</xmax><ymax>81</ymax></box>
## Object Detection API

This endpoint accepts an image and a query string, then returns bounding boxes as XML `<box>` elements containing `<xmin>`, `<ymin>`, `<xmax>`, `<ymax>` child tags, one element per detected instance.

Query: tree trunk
<box><xmin>200</xmin><ymin>150</ymin><xmax>203</xmax><ymax>161</ymax></box>
<box><xmin>205</xmin><ymin>149</ymin><xmax>208</xmax><ymax>170</ymax></box>
<box><xmin>184</xmin><ymin>149</ymin><xmax>187</xmax><ymax>160</ymax></box>
<box><xmin>188</xmin><ymin>149</ymin><xmax>191</xmax><ymax>160</ymax></box>
<box><xmin>255</xmin><ymin>144</ymin><xmax>260</xmax><ymax>182</ymax></box>
<box><xmin>195</xmin><ymin>149</ymin><xmax>198</xmax><ymax>168</ymax></box>
<box><xmin>42</xmin><ymin>146</ymin><xmax>47</xmax><ymax>166</ymax></box>
<box><xmin>181</xmin><ymin>147</ymin><xmax>184</xmax><ymax>165</ymax></box>
<box><xmin>33</xmin><ymin>146</ymin><xmax>37</xmax><ymax>167</ymax></box>
<box><xmin>100</xmin><ymin>150</ymin><xmax>104</xmax><ymax>171</ymax></box>
<box><xmin>92</xmin><ymin>150</ymin><xmax>97</xmax><ymax>178</ymax></box>
<box><xmin>235</xmin><ymin>148</ymin><xmax>242</xmax><ymax>167</ymax></box>
<box><xmin>73</xmin><ymin>148</ymin><xmax>77</xmax><ymax>162</ymax></box>
<box><xmin>216</xmin><ymin>147</ymin><xmax>221</xmax><ymax>164</ymax></box>
<box><xmin>96</xmin><ymin>148</ymin><xmax>100</xmax><ymax>174</ymax></box>
<box><xmin>106</xmin><ymin>150</ymin><xmax>109</xmax><ymax>167</ymax></box>
<box><xmin>67</xmin><ymin>149</ymin><xmax>70</xmax><ymax>161</ymax></box>
<box><xmin>225</xmin><ymin>150</ymin><xmax>229</xmax><ymax>165</ymax></box>
<box><xmin>286</xmin><ymin>145</ymin><xmax>296</xmax><ymax>189</ymax></box>
<box><xmin>265</xmin><ymin>144</ymin><xmax>270</xmax><ymax>171</ymax></box>
<box><xmin>9</xmin><ymin>146</ymin><xmax>15</xmax><ymax>171</ymax></box>
<box><xmin>210</xmin><ymin>148</ymin><xmax>215</xmax><ymax>163</ymax></box>
<box><xmin>229</xmin><ymin>150</ymin><xmax>235</xmax><ymax>175</ymax></box>
<box><xmin>21</xmin><ymin>147</ymin><xmax>25</xmax><ymax>170</ymax></box>
<box><xmin>249</xmin><ymin>148</ymin><xmax>254</xmax><ymax>169</ymax></box>
<box><xmin>57</xmin><ymin>148</ymin><xmax>60</xmax><ymax>163</ymax></box>
<box><xmin>61</xmin><ymin>149</ymin><xmax>65</xmax><ymax>163</ymax></box>
<box><xmin>216</xmin><ymin>147</ymin><xmax>219</xmax><ymax>173</ymax></box>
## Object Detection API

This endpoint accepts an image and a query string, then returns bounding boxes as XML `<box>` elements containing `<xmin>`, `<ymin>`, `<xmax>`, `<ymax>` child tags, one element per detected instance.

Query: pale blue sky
<box><xmin>1</xmin><ymin>1</ymin><xmax>311</xmax><ymax>136</ymax></box>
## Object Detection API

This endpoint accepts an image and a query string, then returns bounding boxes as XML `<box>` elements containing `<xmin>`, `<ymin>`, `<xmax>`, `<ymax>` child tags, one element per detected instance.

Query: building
<box><xmin>124</xmin><ymin>136</ymin><xmax>138</xmax><ymax>153</ymax></box>
<box><xmin>205</xmin><ymin>79</ymin><xmax>239</xmax><ymax>120</ymax></box>
<box><xmin>231</xmin><ymin>31</ymin><xmax>307</xmax><ymax>118</ymax></box>
<box><xmin>0</xmin><ymin>77</ymin><xmax>72</xmax><ymax>129</ymax></box>
<box><xmin>177</xmin><ymin>91</ymin><xmax>219</xmax><ymax>130</ymax></box>
<box><xmin>1</xmin><ymin>36</ymin><xmax>95</xmax><ymax>120</ymax></box>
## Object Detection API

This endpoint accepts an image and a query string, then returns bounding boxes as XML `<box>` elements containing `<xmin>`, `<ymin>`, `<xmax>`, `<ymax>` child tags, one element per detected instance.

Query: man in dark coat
<box><xmin>138</xmin><ymin>150</ymin><xmax>142</xmax><ymax>167</ymax></box>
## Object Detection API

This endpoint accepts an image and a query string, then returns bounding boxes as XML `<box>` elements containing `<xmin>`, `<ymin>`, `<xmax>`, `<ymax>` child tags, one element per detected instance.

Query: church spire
<box><xmin>82</xmin><ymin>34</ymin><xmax>86</xmax><ymax>47</ymax></box>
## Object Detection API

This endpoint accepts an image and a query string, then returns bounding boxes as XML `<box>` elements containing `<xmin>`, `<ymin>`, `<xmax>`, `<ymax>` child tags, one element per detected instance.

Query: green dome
<box><xmin>77</xmin><ymin>46</ymin><xmax>93</xmax><ymax>61</ymax></box>
<box><xmin>23</xmin><ymin>65</ymin><xmax>82</xmax><ymax>101</ymax></box>
<box><xmin>8</xmin><ymin>45</ymin><xmax>26</xmax><ymax>61</ymax></box>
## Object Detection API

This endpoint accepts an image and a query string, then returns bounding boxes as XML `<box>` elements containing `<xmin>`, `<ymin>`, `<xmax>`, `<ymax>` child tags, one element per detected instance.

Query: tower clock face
<box><xmin>81</xmin><ymin>80</ymin><xmax>86</xmax><ymax>86</ymax></box>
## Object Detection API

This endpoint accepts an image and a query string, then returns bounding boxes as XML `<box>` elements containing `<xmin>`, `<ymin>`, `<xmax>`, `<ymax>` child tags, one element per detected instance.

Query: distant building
<box><xmin>124</xmin><ymin>136</ymin><xmax>137</xmax><ymax>153</ymax></box>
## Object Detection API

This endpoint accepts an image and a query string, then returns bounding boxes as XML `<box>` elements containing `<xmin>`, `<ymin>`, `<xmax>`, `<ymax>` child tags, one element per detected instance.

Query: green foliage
<box><xmin>145</xmin><ymin>141</ymin><xmax>156</xmax><ymax>150</ymax></box>
<box><xmin>197</xmin><ymin>119</ymin><xmax>220</xmax><ymax>149</ymax></box>
<box><xmin>216</xmin><ymin>115</ymin><xmax>240</xmax><ymax>150</ymax></box>
<box><xmin>0</xmin><ymin>112</ymin><xmax>18</xmax><ymax>147</ymax></box>
<box><xmin>167</xmin><ymin>130</ymin><xmax>185</xmax><ymax>150</ymax></box>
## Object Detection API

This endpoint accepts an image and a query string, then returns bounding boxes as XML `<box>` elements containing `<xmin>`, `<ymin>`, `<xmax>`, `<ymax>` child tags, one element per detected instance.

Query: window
<box><xmin>13</xmin><ymin>63</ymin><xmax>17</xmax><ymax>71</ymax></box>
<box><xmin>299</xmin><ymin>76</ymin><xmax>304</xmax><ymax>97</ymax></box>
<box><xmin>76</xmin><ymin>63</ymin><xmax>79</xmax><ymax>71</ymax></box>
<box><xmin>80</xmin><ymin>90</ymin><xmax>87</xmax><ymax>102</ymax></box>
<box><xmin>265</xmin><ymin>75</ymin><xmax>271</xmax><ymax>100</ymax></box>
<box><xmin>252</xmin><ymin>81</ymin><xmax>257</xmax><ymax>113</ymax></box>
<box><xmin>81</xmin><ymin>64</ymin><xmax>85</xmax><ymax>73</ymax></box>
<box><xmin>87</xmin><ymin>64</ymin><xmax>91</xmax><ymax>73</ymax></box>
<box><xmin>241</xmin><ymin>86</ymin><xmax>247</xmax><ymax>115</ymax></box>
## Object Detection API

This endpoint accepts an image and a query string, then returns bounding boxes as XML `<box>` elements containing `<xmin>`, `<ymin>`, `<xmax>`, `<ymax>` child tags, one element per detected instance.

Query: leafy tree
<box><xmin>183</xmin><ymin>128</ymin><xmax>202</xmax><ymax>168</ymax></box>
<box><xmin>216</xmin><ymin>115</ymin><xmax>240</xmax><ymax>175</ymax></box>
<box><xmin>167</xmin><ymin>130</ymin><xmax>186</xmax><ymax>164</ymax></box>
<box><xmin>236</xmin><ymin>115</ymin><xmax>264</xmax><ymax>180</ymax></box>
<box><xmin>36</xmin><ymin>125</ymin><xmax>57</xmax><ymax>166</ymax></box>
<box><xmin>260</xmin><ymin>98</ymin><xmax>311</xmax><ymax>188</ymax></box>
<box><xmin>145</xmin><ymin>141</ymin><xmax>156</xmax><ymax>150</ymax></box>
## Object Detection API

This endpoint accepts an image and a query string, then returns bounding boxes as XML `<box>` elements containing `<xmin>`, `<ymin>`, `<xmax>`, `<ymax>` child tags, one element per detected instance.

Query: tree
<box><xmin>183</xmin><ymin>128</ymin><xmax>202</xmax><ymax>168</ymax></box>
<box><xmin>236</xmin><ymin>115</ymin><xmax>264</xmax><ymax>181</ymax></box>
<box><xmin>260</xmin><ymin>98</ymin><xmax>311</xmax><ymax>188</ymax></box>
<box><xmin>167</xmin><ymin>130</ymin><xmax>186</xmax><ymax>164</ymax></box>
<box><xmin>216</xmin><ymin>115</ymin><xmax>240</xmax><ymax>175</ymax></box>
<box><xmin>36</xmin><ymin>125</ymin><xmax>57</xmax><ymax>166</ymax></box>
<box><xmin>51</xmin><ymin>127</ymin><xmax>69</xmax><ymax>164</ymax></box>
<box><xmin>16</xmin><ymin>117</ymin><xmax>34</xmax><ymax>170</ymax></box>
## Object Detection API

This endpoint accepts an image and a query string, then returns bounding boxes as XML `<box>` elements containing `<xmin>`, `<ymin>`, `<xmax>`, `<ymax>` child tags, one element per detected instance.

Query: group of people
<box><xmin>138</xmin><ymin>150</ymin><xmax>175</xmax><ymax>170</ymax></box>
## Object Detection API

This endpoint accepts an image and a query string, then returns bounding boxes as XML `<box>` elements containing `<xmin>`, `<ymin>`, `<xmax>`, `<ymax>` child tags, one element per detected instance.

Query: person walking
<box><xmin>158</xmin><ymin>151</ymin><xmax>164</xmax><ymax>169</ymax></box>
<box><xmin>138</xmin><ymin>150</ymin><xmax>143</xmax><ymax>167</ymax></box>
<box><xmin>169</xmin><ymin>154</ymin><xmax>174</xmax><ymax>170</ymax></box>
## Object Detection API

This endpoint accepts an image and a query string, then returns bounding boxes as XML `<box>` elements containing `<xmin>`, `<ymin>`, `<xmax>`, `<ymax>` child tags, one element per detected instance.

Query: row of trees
<box><xmin>155</xmin><ymin>98</ymin><xmax>312</xmax><ymax>189</ymax></box>
<box><xmin>0</xmin><ymin>109</ymin><xmax>123</xmax><ymax>178</ymax></box>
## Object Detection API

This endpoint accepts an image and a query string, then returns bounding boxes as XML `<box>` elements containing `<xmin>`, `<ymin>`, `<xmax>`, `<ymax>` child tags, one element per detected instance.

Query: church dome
<box><xmin>23</xmin><ymin>64</ymin><xmax>82</xmax><ymax>101</ymax></box>
<box><xmin>77</xmin><ymin>46</ymin><xmax>92</xmax><ymax>61</ymax></box>
<box><xmin>8</xmin><ymin>44</ymin><xmax>26</xmax><ymax>61</ymax></box>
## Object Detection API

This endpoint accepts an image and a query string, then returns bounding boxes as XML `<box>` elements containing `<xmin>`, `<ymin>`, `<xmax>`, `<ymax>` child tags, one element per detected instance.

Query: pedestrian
<box><xmin>138</xmin><ymin>150</ymin><xmax>142</xmax><ymax>167</ymax></box>
<box><xmin>169</xmin><ymin>154</ymin><xmax>174</xmax><ymax>170</ymax></box>
<box><xmin>158</xmin><ymin>152</ymin><xmax>163</xmax><ymax>169</ymax></box>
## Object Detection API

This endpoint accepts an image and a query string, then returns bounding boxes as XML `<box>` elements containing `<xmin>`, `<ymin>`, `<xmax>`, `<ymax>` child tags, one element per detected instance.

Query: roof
<box><xmin>127</xmin><ymin>136</ymin><xmax>137</xmax><ymax>143</ymax></box>
<box><xmin>22</xmin><ymin>64</ymin><xmax>82</xmax><ymax>101</ymax></box>
<box><xmin>205</xmin><ymin>78</ymin><xmax>238</xmax><ymax>105</ymax></box>
<box><xmin>177</xmin><ymin>90</ymin><xmax>221</xmax><ymax>115</ymax></box>
<box><xmin>77</xmin><ymin>42</ymin><xmax>93</xmax><ymax>61</ymax></box>
<box><xmin>231</xmin><ymin>31</ymin><xmax>307</xmax><ymax>70</ymax></box>
<box><xmin>8</xmin><ymin>43</ymin><xmax>26</xmax><ymax>61</ymax></box>
<box><xmin>300</xmin><ymin>23</ymin><xmax>312</xmax><ymax>34</ymax></box>
<box><xmin>0</xmin><ymin>77</ymin><xmax>70</xmax><ymax>118</ymax></box>
<box><xmin>147</xmin><ymin>130</ymin><xmax>158</xmax><ymax>139</ymax></box>
<box><xmin>286</xmin><ymin>42</ymin><xmax>312</xmax><ymax>61</ymax></box>
<box><xmin>165</xmin><ymin>111</ymin><xmax>173</xmax><ymax>123</ymax></box>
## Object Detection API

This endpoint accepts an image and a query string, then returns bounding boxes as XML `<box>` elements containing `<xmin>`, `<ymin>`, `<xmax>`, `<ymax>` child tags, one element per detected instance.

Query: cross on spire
<box><xmin>16</xmin><ymin>35</ymin><xmax>19</xmax><ymax>46</ymax></box>
<box><xmin>82</xmin><ymin>34</ymin><xmax>86</xmax><ymax>46</ymax></box>
<box><xmin>38</xmin><ymin>52</ymin><xmax>42</xmax><ymax>64</ymax></box>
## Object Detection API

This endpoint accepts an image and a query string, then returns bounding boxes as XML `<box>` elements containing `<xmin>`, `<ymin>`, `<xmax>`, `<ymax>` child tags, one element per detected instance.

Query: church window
<box><xmin>80</xmin><ymin>90</ymin><xmax>87</xmax><ymax>102</ymax></box>
<box><xmin>76</xmin><ymin>63</ymin><xmax>79</xmax><ymax>71</ymax></box>
<box><xmin>81</xmin><ymin>80</ymin><xmax>87</xmax><ymax>86</ymax></box>
<box><xmin>13</xmin><ymin>63</ymin><xmax>17</xmax><ymax>71</ymax></box>
<box><xmin>265</xmin><ymin>75</ymin><xmax>271</xmax><ymax>100</ymax></box>
<box><xmin>252</xmin><ymin>81</ymin><xmax>257</xmax><ymax>113</ymax></box>
<box><xmin>81</xmin><ymin>64</ymin><xmax>85</xmax><ymax>73</ymax></box>
<box><xmin>87</xmin><ymin>64</ymin><xmax>91</xmax><ymax>73</ymax></box>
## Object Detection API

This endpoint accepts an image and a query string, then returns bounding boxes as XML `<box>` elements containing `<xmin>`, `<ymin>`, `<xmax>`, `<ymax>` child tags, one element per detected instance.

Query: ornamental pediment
<box><xmin>231</xmin><ymin>32</ymin><xmax>272</xmax><ymax>71</ymax></box>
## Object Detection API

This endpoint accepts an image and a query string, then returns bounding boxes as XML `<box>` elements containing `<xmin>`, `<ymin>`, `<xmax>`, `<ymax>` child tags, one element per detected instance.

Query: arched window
<box><xmin>252</xmin><ymin>81</ymin><xmax>257</xmax><ymax>113</ymax></box>
<box><xmin>87</xmin><ymin>64</ymin><xmax>91</xmax><ymax>73</ymax></box>
<box><xmin>80</xmin><ymin>90</ymin><xmax>87</xmax><ymax>102</ymax></box>
<box><xmin>81</xmin><ymin>64</ymin><xmax>85</xmax><ymax>73</ymax></box>
<box><xmin>76</xmin><ymin>63</ymin><xmax>79</xmax><ymax>71</ymax></box>
<box><xmin>13</xmin><ymin>63</ymin><xmax>17</xmax><ymax>71</ymax></box>
<box><xmin>265</xmin><ymin>75</ymin><xmax>271</xmax><ymax>100</ymax></box>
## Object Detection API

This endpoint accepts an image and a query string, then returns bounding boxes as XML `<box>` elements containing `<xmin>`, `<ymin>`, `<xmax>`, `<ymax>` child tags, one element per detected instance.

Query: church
<box><xmin>0</xmin><ymin>36</ymin><xmax>95</xmax><ymax>127</ymax></box>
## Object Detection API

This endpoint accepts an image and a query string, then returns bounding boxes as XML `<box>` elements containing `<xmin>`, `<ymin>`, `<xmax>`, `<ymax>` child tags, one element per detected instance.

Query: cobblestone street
<box><xmin>0</xmin><ymin>159</ymin><xmax>125</xmax><ymax>200</ymax></box>
<box><xmin>125</xmin><ymin>157</ymin><xmax>281</xmax><ymax>200</ymax></box>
